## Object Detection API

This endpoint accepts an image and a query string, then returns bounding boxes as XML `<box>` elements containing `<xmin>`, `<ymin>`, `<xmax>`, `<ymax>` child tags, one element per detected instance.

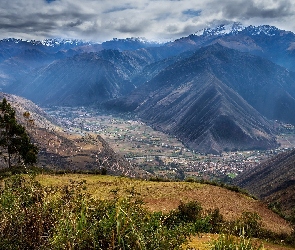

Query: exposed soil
<box><xmin>143</xmin><ymin>184</ymin><xmax>292</xmax><ymax>234</ymax></box>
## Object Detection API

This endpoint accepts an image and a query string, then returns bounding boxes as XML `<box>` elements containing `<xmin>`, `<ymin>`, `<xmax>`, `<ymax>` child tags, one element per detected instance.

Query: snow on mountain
<box><xmin>0</xmin><ymin>38</ymin><xmax>93</xmax><ymax>47</ymax></box>
<box><xmin>195</xmin><ymin>22</ymin><xmax>292</xmax><ymax>37</ymax></box>
<box><xmin>195</xmin><ymin>22</ymin><xmax>245</xmax><ymax>36</ymax></box>
<box><xmin>40</xmin><ymin>38</ymin><xmax>90</xmax><ymax>47</ymax></box>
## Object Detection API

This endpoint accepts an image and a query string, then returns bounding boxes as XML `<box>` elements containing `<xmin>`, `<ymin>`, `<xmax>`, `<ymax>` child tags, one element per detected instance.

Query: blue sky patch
<box><xmin>183</xmin><ymin>9</ymin><xmax>202</xmax><ymax>17</ymax></box>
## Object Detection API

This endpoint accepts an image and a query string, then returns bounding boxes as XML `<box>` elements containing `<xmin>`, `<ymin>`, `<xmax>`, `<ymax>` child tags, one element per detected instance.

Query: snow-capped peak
<box><xmin>243</xmin><ymin>25</ymin><xmax>281</xmax><ymax>36</ymax></box>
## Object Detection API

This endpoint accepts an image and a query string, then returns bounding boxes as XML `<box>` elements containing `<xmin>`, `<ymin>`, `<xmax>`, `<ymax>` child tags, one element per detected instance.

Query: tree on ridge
<box><xmin>0</xmin><ymin>98</ymin><xmax>38</xmax><ymax>168</ymax></box>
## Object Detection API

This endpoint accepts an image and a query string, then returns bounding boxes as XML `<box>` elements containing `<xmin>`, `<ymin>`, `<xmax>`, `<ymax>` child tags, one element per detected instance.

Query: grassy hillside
<box><xmin>0</xmin><ymin>173</ymin><xmax>293</xmax><ymax>249</ymax></box>
<box><xmin>36</xmin><ymin>174</ymin><xmax>292</xmax><ymax>235</ymax></box>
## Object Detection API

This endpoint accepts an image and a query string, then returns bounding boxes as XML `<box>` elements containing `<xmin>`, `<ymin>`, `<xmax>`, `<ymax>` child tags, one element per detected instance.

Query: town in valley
<box><xmin>45</xmin><ymin>106</ymin><xmax>295</xmax><ymax>181</ymax></box>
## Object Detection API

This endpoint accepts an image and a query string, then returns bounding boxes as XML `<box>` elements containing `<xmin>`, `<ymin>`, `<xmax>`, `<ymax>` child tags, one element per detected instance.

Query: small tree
<box><xmin>0</xmin><ymin>98</ymin><xmax>38</xmax><ymax>168</ymax></box>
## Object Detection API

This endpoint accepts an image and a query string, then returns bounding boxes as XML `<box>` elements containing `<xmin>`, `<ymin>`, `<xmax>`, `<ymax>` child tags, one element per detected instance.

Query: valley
<box><xmin>45</xmin><ymin>106</ymin><xmax>295</xmax><ymax>180</ymax></box>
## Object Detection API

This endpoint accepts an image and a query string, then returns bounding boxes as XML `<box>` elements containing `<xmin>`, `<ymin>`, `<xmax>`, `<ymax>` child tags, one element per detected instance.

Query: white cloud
<box><xmin>0</xmin><ymin>0</ymin><xmax>295</xmax><ymax>41</ymax></box>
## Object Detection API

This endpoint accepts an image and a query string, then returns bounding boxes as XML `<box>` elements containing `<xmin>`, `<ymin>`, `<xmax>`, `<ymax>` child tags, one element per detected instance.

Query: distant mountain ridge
<box><xmin>194</xmin><ymin>23</ymin><xmax>289</xmax><ymax>37</ymax></box>
<box><xmin>2</xmin><ymin>23</ymin><xmax>295</xmax><ymax>153</ymax></box>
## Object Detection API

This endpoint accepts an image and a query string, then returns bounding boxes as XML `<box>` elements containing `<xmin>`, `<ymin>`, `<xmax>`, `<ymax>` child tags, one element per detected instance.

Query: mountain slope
<box><xmin>3</xmin><ymin>24</ymin><xmax>295</xmax><ymax>108</ymax></box>
<box><xmin>193</xmin><ymin>44</ymin><xmax>295</xmax><ymax>125</ymax></box>
<box><xmin>107</xmin><ymin>44</ymin><xmax>282</xmax><ymax>154</ymax></box>
<box><xmin>7</xmin><ymin>48</ymin><xmax>161</xmax><ymax>106</ymax></box>
<box><xmin>0</xmin><ymin>92</ymin><xmax>144</xmax><ymax>177</ymax></box>
<box><xmin>234</xmin><ymin>149</ymin><xmax>295</xmax><ymax>216</ymax></box>
<box><xmin>8</xmin><ymin>52</ymin><xmax>134</xmax><ymax>106</ymax></box>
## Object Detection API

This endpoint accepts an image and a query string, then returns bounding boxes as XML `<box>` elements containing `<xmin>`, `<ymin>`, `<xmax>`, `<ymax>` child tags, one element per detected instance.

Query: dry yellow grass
<box><xmin>35</xmin><ymin>173</ymin><xmax>293</xmax><ymax>236</ymax></box>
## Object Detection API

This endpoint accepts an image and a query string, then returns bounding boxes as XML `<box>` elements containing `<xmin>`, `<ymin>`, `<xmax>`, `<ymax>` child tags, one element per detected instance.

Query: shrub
<box><xmin>211</xmin><ymin>232</ymin><xmax>264</xmax><ymax>250</ymax></box>
<box><xmin>225</xmin><ymin>212</ymin><xmax>263</xmax><ymax>238</ymax></box>
<box><xmin>163</xmin><ymin>201</ymin><xmax>226</xmax><ymax>235</ymax></box>
<box><xmin>206</xmin><ymin>208</ymin><xmax>224</xmax><ymax>233</ymax></box>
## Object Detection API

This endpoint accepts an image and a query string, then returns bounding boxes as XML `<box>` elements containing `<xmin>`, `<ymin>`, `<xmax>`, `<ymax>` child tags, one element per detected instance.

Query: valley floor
<box><xmin>45</xmin><ymin>106</ymin><xmax>295</xmax><ymax>180</ymax></box>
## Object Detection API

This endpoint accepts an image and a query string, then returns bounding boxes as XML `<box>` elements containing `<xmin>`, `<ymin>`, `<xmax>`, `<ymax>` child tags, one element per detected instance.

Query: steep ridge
<box><xmin>108</xmin><ymin>44</ymin><xmax>281</xmax><ymax>154</ymax></box>
<box><xmin>193</xmin><ymin>44</ymin><xmax>295</xmax><ymax>125</ymax></box>
<box><xmin>138</xmin><ymin>73</ymin><xmax>277</xmax><ymax>154</ymax></box>
<box><xmin>234</xmin><ymin>149</ymin><xmax>295</xmax><ymax>216</ymax></box>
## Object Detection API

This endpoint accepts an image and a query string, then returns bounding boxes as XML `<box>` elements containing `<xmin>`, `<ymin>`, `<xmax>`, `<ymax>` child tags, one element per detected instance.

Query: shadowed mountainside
<box><xmin>234</xmin><ymin>148</ymin><xmax>295</xmax><ymax>216</ymax></box>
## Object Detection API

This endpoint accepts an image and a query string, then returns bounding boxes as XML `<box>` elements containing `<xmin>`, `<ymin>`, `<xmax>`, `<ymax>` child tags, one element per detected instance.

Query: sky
<box><xmin>1</xmin><ymin>0</ymin><xmax>295</xmax><ymax>42</ymax></box>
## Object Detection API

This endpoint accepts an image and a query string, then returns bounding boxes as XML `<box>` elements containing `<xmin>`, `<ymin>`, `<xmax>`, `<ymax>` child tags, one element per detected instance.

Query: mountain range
<box><xmin>2</xmin><ymin>23</ymin><xmax>295</xmax><ymax>153</ymax></box>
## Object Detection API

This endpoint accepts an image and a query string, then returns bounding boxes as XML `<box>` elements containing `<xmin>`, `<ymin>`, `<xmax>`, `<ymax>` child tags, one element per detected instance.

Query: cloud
<box><xmin>220</xmin><ymin>0</ymin><xmax>294</xmax><ymax>19</ymax></box>
<box><xmin>0</xmin><ymin>0</ymin><xmax>295</xmax><ymax>41</ymax></box>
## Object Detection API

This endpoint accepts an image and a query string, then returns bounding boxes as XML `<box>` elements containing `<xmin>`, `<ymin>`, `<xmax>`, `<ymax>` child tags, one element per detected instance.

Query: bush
<box><xmin>224</xmin><ymin>212</ymin><xmax>263</xmax><ymax>238</ymax></box>
<box><xmin>164</xmin><ymin>201</ymin><xmax>226</xmax><ymax>235</ymax></box>
<box><xmin>206</xmin><ymin>208</ymin><xmax>224</xmax><ymax>233</ymax></box>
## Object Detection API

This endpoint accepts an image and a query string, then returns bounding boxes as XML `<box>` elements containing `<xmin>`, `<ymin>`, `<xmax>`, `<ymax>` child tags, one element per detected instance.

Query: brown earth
<box><xmin>143</xmin><ymin>184</ymin><xmax>291</xmax><ymax>235</ymax></box>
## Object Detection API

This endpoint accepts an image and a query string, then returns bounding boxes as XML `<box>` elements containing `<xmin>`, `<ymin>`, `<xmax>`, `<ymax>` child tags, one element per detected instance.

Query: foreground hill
<box><xmin>234</xmin><ymin>148</ymin><xmax>295</xmax><ymax>216</ymax></box>
<box><xmin>1</xmin><ymin>173</ymin><xmax>293</xmax><ymax>249</ymax></box>
<box><xmin>0</xmin><ymin>92</ymin><xmax>144</xmax><ymax>177</ymax></box>
<box><xmin>36</xmin><ymin>174</ymin><xmax>292</xmax><ymax>235</ymax></box>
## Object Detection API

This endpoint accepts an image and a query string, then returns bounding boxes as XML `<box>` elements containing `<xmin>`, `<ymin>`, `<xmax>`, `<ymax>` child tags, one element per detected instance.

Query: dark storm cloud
<box><xmin>221</xmin><ymin>0</ymin><xmax>294</xmax><ymax>19</ymax></box>
<box><xmin>66</xmin><ymin>20</ymin><xmax>83</xmax><ymax>28</ymax></box>
<box><xmin>0</xmin><ymin>0</ymin><xmax>295</xmax><ymax>41</ymax></box>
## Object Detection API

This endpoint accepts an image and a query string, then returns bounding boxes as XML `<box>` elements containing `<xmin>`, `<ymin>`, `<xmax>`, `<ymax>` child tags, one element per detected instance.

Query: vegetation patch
<box><xmin>0</xmin><ymin>174</ymin><xmax>293</xmax><ymax>249</ymax></box>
